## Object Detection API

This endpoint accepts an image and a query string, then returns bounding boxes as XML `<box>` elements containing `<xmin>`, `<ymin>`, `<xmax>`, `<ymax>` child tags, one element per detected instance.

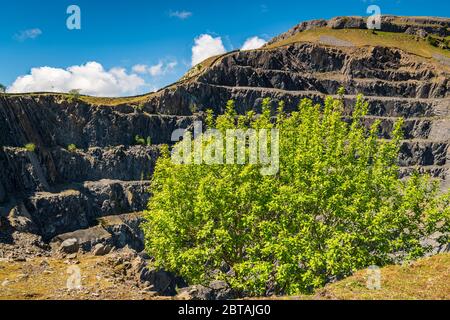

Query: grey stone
<box><xmin>92</xmin><ymin>243</ymin><xmax>112</xmax><ymax>256</ymax></box>
<box><xmin>52</xmin><ymin>225</ymin><xmax>113</xmax><ymax>252</ymax></box>
<box><xmin>59</xmin><ymin>238</ymin><xmax>79</xmax><ymax>254</ymax></box>
<box><xmin>177</xmin><ymin>285</ymin><xmax>214</xmax><ymax>300</ymax></box>
<box><xmin>209</xmin><ymin>280</ymin><xmax>236</xmax><ymax>300</ymax></box>
<box><xmin>8</xmin><ymin>204</ymin><xmax>37</xmax><ymax>233</ymax></box>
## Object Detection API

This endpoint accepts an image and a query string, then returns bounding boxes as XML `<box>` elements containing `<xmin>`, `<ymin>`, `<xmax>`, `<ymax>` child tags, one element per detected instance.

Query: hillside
<box><xmin>313</xmin><ymin>253</ymin><xmax>450</xmax><ymax>300</ymax></box>
<box><xmin>0</xmin><ymin>15</ymin><xmax>449</xmax><ymax>300</ymax></box>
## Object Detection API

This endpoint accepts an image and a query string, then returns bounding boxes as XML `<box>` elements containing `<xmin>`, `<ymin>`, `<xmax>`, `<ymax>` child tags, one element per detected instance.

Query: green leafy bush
<box><xmin>67</xmin><ymin>144</ymin><xmax>77</xmax><ymax>152</ymax></box>
<box><xmin>135</xmin><ymin>135</ymin><xmax>146</xmax><ymax>145</ymax></box>
<box><xmin>135</xmin><ymin>135</ymin><xmax>152</xmax><ymax>146</ymax></box>
<box><xmin>143</xmin><ymin>95</ymin><xmax>449</xmax><ymax>296</ymax></box>
<box><xmin>24</xmin><ymin>143</ymin><xmax>36</xmax><ymax>153</ymax></box>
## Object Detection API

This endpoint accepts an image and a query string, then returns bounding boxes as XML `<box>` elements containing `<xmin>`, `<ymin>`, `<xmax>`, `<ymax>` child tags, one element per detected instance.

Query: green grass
<box><xmin>265</xmin><ymin>28</ymin><xmax>450</xmax><ymax>60</ymax></box>
<box><xmin>3</xmin><ymin>91</ymin><xmax>156</xmax><ymax>107</ymax></box>
<box><xmin>312</xmin><ymin>253</ymin><xmax>450</xmax><ymax>300</ymax></box>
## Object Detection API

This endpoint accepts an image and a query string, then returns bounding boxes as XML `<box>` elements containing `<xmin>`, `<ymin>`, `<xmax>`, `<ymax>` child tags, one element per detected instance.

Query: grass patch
<box><xmin>311</xmin><ymin>253</ymin><xmax>450</xmax><ymax>300</ymax></box>
<box><xmin>2</xmin><ymin>92</ymin><xmax>155</xmax><ymax>107</ymax></box>
<box><xmin>266</xmin><ymin>28</ymin><xmax>450</xmax><ymax>60</ymax></box>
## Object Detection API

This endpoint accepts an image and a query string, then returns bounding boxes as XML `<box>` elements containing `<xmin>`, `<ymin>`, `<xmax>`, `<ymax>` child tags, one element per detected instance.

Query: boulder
<box><xmin>136</xmin><ymin>265</ymin><xmax>183</xmax><ymax>296</ymax></box>
<box><xmin>7</xmin><ymin>204</ymin><xmax>37</xmax><ymax>233</ymax></box>
<box><xmin>209</xmin><ymin>280</ymin><xmax>236</xmax><ymax>300</ymax></box>
<box><xmin>99</xmin><ymin>212</ymin><xmax>145</xmax><ymax>251</ymax></box>
<box><xmin>59</xmin><ymin>238</ymin><xmax>79</xmax><ymax>254</ymax></box>
<box><xmin>177</xmin><ymin>285</ymin><xmax>214</xmax><ymax>300</ymax></box>
<box><xmin>176</xmin><ymin>281</ymin><xmax>236</xmax><ymax>300</ymax></box>
<box><xmin>92</xmin><ymin>243</ymin><xmax>112</xmax><ymax>256</ymax></box>
<box><xmin>51</xmin><ymin>225</ymin><xmax>113</xmax><ymax>252</ymax></box>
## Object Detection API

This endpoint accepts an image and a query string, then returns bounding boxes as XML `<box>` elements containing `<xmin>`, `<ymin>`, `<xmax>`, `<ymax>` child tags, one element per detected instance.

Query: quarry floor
<box><xmin>0</xmin><ymin>253</ymin><xmax>448</xmax><ymax>300</ymax></box>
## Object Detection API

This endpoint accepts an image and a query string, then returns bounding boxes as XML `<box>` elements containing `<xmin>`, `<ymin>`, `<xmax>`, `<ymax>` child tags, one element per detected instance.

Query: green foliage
<box><xmin>24</xmin><ymin>143</ymin><xmax>36</xmax><ymax>153</ymax></box>
<box><xmin>337</xmin><ymin>86</ymin><xmax>346</xmax><ymax>99</ymax></box>
<box><xmin>135</xmin><ymin>135</ymin><xmax>146</xmax><ymax>145</ymax></box>
<box><xmin>67</xmin><ymin>144</ymin><xmax>77</xmax><ymax>152</ymax></box>
<box><xmin>67</xmin><ymin>89</ymin><xmax>81</xmax><ymax>102</ymax></box>
<box><xmin>427</xmin><ymin>36</ymin><xmax>450</xmax><ymax>50</ymax></box>
<box><xmin>427</xmin><ymin>36</ymin><xmax>439</xmax><ymax>47</ymax></box>
<box><xmin>135</xmin><ymin>135</ymin><xmax>152</xmax><ymax>146</ymax></box>
<box><xmin>142</xmin><ymin>95</ymin><xmax>449</xmax><ymax>297</ymax></box>
<box><xmin>0</xmin><ymin>84</ymin><xmax>6</xmax><ymax>94</ymax></box>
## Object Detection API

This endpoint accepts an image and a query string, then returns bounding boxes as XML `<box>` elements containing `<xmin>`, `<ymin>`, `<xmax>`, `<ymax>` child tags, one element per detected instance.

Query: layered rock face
<box><xmin>0</xmin><ymin>97</ymin><xmax>197</xmax><ymax>256</ymax></box>
<box><xmin>0</xmin><ymin>16</ymin><xmax>449</xmax><ymax>258</ymax></box>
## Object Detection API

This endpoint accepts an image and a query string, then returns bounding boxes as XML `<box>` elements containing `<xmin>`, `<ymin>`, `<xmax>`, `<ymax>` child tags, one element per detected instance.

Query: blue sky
<box><xmin>0</xmin><ymin>0</ymin><xmax>448</xmax><ymax>96</ymax></box>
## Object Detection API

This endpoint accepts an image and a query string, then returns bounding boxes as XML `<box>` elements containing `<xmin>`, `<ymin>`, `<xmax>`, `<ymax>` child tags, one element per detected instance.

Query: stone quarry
<box><xmin>0</xmin><ymin>15</ymin><xmax>449</xmax><ymax>298</ymax></box>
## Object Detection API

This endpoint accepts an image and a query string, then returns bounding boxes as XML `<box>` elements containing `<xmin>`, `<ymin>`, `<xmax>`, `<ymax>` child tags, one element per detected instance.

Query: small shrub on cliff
<box><xmin>135</xmin><ymin>135</ymin><xmax>152</xmax><ymax>146</ymax></box>
<box><xmin>67</xmin><ymin>144</ymin><xmax>77</xmax><ymax>152</ymax></box>
<box><xmin>142</xmin><ymin>96</ymin><xmax>449</xmax><ymax>296</ymax></box>
<box><xmin>135</xmin><ymin>135</ymin><xmax>146</xmax><ymax>145</ymax></box>
<box><xmin>24</xmin><ymin>143</ymin><xmax>36</xmax><ymax>153</ymax></box>
<box><xmin>67</xmin><ymin>89</ymin><xmax>81</xmax><ymax>102</ymax></box>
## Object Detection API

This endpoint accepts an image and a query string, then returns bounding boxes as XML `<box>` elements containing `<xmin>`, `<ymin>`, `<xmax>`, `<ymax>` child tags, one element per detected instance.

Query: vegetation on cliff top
<box><xmin>143</xmin><ymin>94</ymin><xmax>450</xmax><ymax>296</ymax></box>
<box><xmin>266</xmin><ymin>28</ymin><xmax>450</xmax><ymax>59</ymax></box>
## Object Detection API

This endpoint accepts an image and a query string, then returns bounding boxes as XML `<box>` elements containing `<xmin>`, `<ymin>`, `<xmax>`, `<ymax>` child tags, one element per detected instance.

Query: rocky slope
<box><xmin>0</xmin><ymin>16</ymin><xmax>449</xmax><ymax>295</ymax></box>
<box><xmin>1</xmin><ymin>250</ymin><xmax>448</xmax><ymax>300</ymax></box>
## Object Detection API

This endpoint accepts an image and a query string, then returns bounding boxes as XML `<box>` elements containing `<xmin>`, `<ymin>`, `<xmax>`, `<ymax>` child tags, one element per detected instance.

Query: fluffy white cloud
<box><xmin>7</xmin><ymin>61</ymin><xmax>146</xmax><ymax>97</ymax></box>
<box><xmin>169</xmin><ymin>10</ymin><xmax>193</xmax><ymax>20</ymax></box>
<box><xmin>148</xmin><ymin>62</ymin><xmax>164</xmax><ymax>76</ymax></box>
<box><xmin>132</xmin><ymin>64</ymin><xmax>148</xmax><ymax>74</ymax></box>
<box><xmin>14</xmin><ymin>28</ymin><xmax>42</xmax><ymax>41</ymax></box>
<box><xmin>191</xmin><ymin>34</ymin><xmax>227</xmax><ymax>66</ymax></box>
<box><xmin>131</xmin><ymin>61</ymin><xmax>178</xmax><ymax>77</ymax></box>
<box><xmin>241</xmin><ymin>36</ymin><xmax>267</xmax><ymax>50</ymax></box>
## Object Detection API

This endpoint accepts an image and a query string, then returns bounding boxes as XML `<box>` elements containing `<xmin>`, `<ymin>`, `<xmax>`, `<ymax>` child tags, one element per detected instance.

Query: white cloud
<box><xmin>14</xmin><ymin>28</ymin><xmax>42</xmax><ymax>41</ymax></box>
<box><xmin>7</xmin><ymin>61</ymin><xmax>146</xmax><ymax>97</ymax></box>
<box><xmin>191</xmin><ymin>34</ymin><xmax>227</xmax><ymax>66</ymax></box>
<box><xmin>148</xmin><ymin>62</ymin><xmax>164</xmax><ymax>76</ymax></box>
<box><xmin>132</xmin><ymin>64</ymin><xmax>148</xmax><ymax>74</ymax></box>
<box><xmin>131</xmin><ymin>61</ymin><xmax>178</xmax><ymax>77</ymax></box>
<box><xmin>169</xmin><ymin>10</ymin><xmax>193</xmax><ymax>20</ymax></box>
<box><xmin>166</xmin><ymin>61</ymin><xmax>178</xmax><ymax>70</ymax></box>
<box><xmin>241</xmin><ymin>36</ymin><xmax>267</xmax><ymax>50</ymax></box>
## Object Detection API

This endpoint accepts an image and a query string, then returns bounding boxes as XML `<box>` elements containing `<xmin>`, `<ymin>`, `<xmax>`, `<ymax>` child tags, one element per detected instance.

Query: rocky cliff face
<box><xmin>1</xmin><ymin>16</ymin><xmax>449</xmax><ymax>259</ymax></box>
